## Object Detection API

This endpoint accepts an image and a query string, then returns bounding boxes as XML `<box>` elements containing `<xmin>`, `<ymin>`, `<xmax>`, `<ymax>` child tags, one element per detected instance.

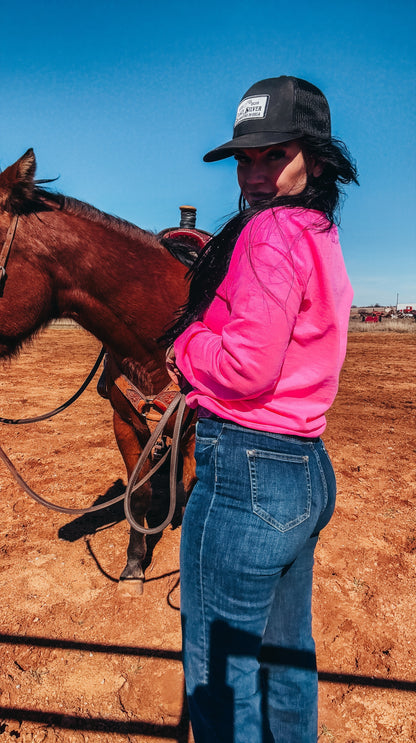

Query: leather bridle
<box><xmin>0</xmin><ymin>214</ymin><xmax>19</xmax><ymax>294</ymax></box>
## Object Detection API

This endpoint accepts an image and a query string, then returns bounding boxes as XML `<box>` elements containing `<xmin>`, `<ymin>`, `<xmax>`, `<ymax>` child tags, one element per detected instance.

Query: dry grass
<box><xmin>349</xmin><ymin>318</ymin><xmax>416</xmax><ymax>332</ymax></box>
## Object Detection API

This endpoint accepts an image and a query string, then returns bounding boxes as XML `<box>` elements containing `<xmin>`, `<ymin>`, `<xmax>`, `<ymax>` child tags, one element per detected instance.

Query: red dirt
<box><xmin>0</xmin><ymin>326</ymin><xmax>415</xmax><ymax>742</ymax></box>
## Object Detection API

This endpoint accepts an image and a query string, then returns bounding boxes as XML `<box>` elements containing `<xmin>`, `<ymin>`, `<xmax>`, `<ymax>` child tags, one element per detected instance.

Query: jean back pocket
<box><xmin>247</xmin><ymin>449</ymin><xmax>311</xmax><ymax>532</ymax></box>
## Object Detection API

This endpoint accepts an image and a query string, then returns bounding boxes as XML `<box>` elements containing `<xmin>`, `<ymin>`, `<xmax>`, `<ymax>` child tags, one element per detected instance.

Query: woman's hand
<box><xmin>166</xmin><ymin>345</ymin><xmax>182</xmax><ymax>386</ymax></box>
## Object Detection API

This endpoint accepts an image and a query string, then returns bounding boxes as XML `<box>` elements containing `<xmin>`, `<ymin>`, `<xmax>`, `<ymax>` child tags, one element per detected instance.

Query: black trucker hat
<box><xmin>203</xmin><ymin>76</ymin><xmax>331</xmax><ymax>162</ymax></box>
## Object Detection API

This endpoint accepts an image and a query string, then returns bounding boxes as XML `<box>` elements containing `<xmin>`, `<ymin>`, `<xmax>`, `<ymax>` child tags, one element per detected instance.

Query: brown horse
<box><xmin>0</xmin><ymin>148</ymin><xmax>200</xmax><ymax>589</ymax></box>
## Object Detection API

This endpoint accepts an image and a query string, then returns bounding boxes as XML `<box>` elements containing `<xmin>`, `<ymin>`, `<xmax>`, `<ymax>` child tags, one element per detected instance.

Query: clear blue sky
<box><xmin>1</xmin><ymin>0</ymin><xmax>415</xmax><ymax>307</ymax></box>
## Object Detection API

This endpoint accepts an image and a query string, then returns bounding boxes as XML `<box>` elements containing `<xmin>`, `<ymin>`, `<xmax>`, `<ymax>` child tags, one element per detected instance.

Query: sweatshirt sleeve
<box><xmin>174</xmin><ymin>213</ymin><xmax>307</xmax><ymax>401</ymax></box>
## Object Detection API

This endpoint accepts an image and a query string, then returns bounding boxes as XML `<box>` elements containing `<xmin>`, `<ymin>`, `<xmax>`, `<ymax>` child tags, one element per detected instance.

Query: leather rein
<box><xmin>0</xmin><ymin>389</ymin><xmax>188</xmax><ymax>535</ymax></box>
<box><xmin>100</xmin><ymin>354</ymin><xmax>192</xmax><ymax>536</ymax></box>
<box><xmin>0</xmin><ymin>348</ymin><xmax>105</xmax><ymax>424</ymax></box>
<box><xmin>0</xmin><ymin>213</ymin><xmax>190</xmax><ymax>535</ymax></box>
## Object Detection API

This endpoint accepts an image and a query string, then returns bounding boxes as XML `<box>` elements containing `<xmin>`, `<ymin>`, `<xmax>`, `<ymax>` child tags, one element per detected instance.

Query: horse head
<box><xmin>0</xmin><ymin>149</ymin><xmax>57</xmax><ymax>358</ymax></box>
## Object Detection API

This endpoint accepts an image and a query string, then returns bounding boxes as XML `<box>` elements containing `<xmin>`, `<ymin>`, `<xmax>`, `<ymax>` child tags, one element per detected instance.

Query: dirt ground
<box><xmin>0</xmin><ymin>326</ymin><xmax>415</xmax><ymax>743</ymax></box>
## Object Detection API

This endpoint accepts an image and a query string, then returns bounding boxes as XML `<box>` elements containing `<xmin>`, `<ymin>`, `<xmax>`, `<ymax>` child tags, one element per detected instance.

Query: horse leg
<box><xmin>179</xmin><ymin>422</ymin><xmax>197</xmax><ymax>516</ymax></box>
<box><xmin>180</xmin><ymin>423</ymin><xmax>197</xmax><ymax>496</ymax></box>
<box><xmin>112</xmin><ymin>410</ymin><xmax>152</xmax><ymax>592</ymax></box>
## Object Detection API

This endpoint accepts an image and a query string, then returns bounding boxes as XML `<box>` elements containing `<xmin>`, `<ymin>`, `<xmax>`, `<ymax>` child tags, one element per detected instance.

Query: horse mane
<box><xmin>37</xmin><ymin>188</ymin><xmax>155</xmax><ymax>243</ymax></box>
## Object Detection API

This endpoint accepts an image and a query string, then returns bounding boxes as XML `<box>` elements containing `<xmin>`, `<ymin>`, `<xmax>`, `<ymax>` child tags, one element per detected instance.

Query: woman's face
<box><xmin>235</xmin><ymin>140</ymin><xmax>320</xmax><ymax>206</ymax></box>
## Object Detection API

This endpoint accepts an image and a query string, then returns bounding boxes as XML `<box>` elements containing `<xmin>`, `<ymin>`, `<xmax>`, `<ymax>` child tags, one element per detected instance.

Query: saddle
<box><xmin>158</xmin><ymin>229</ymin><xmax>211</xmax><ymax>267</ymax></box>
<box><xmin>157</xmin><ymin>204</ymin><xmax>211</xmax><ymax>267</ymax></box>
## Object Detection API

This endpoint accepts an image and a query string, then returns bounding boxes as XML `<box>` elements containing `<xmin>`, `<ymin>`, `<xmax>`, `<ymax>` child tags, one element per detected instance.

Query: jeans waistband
<box><xmin>197</xmin><ymin>408</ymin><xmax>320</xmax><ymax>443</ymax></box>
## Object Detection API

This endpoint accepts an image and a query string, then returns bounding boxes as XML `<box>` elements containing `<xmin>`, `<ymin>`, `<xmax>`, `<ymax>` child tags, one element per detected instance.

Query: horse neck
<box><xmin>45</xmin><ymin>206</ymin><xmax>188</xmax><ymax>372</ymax></box>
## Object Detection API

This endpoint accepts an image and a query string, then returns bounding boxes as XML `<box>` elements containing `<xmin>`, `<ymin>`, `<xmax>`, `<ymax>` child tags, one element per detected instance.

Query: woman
<box><xmin>163</xmin><ymin>76</ymin><xmax>358</xmax><ymax>743</ymax></box>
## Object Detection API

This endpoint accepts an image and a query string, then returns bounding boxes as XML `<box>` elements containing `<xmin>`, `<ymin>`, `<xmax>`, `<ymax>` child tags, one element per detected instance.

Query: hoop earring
<box><xmin>238</xmin><ymin>192</ymin><xmax>247</xmax><ymax>212</ymax></box>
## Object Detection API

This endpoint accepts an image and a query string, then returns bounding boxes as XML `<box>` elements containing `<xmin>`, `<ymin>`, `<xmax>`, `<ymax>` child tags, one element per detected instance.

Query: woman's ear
<box><xmin>305</xmin><ymin>153</ymin><xmax>323</xmax><ymax>178</ymax></box>
<box><xmin>311</xmin><ymin>161</ymin><xmax>324</xmax><ymax>178</ymax></box>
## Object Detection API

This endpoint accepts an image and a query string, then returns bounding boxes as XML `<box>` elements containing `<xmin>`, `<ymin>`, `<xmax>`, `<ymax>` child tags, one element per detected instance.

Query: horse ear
<box><xmin>16</xmin><ymin>148</ymin><xmax>37</xmax><ymax>183</ymax></box>
<box><xmin>0</xmin><ymin>148</ymin><xmax>37</xmax><ymax>213</ymax></box>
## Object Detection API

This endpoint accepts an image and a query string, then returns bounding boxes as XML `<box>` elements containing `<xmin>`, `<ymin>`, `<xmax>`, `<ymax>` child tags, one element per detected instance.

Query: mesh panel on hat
<box><xmin>293</xmin><ymin>79</ymin><xmax>331</xmax><ymax>138</ymax></box>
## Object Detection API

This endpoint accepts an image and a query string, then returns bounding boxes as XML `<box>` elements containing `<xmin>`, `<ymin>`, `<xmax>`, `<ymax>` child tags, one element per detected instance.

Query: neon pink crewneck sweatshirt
<box><xmin>174</xmin><ymin>207</ymin><xmax>353</xmax><ymax>437</ymax></box>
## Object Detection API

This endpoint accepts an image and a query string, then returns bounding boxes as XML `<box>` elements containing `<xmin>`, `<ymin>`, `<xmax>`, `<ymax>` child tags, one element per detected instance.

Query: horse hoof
<box><xmin>118</xmin><ymin>579</ymin><xmax>144</xmax><ymax>597</ymax></box>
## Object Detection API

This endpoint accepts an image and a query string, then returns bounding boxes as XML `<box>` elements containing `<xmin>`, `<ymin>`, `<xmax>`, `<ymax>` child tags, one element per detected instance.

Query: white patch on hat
<box><xmin>234</xmin><ymin>95</ymin><xmax>270</xmax><ymax>126</ymax></box>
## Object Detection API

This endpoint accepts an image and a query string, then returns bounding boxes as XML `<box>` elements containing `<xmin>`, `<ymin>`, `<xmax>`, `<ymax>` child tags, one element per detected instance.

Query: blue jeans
<box><xmin>180</xmin><ymin>417</ymin><xmax>336</xmax><ymax>743</ymax></box>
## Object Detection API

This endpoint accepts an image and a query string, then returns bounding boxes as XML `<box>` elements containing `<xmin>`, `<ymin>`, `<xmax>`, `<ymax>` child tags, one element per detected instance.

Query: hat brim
<box><xmin>203</xmin><ymin>130</ymin><xmax>303</xmax><ymax>162</ymax></box>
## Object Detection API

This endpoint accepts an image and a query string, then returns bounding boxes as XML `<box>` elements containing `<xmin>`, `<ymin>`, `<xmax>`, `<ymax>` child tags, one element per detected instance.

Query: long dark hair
<box><xmin>160</xmin><ymin>135</ymin><xmax>358</xmax><ymax>347</ymax></box>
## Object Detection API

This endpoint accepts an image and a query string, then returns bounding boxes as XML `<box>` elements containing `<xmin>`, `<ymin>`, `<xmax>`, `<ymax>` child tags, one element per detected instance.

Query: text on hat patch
<box><xmin>234</xmin><ymin>95</ymin><xmax>270</xmax><ymax>127</ymax></box>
